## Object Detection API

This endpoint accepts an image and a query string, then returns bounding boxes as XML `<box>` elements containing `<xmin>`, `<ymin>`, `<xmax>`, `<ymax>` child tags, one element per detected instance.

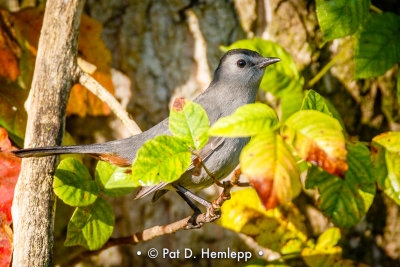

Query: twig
<box><xmin>76</xmin><ymin>68</ymin><xmax>142</xmax><ymax>136</ymax></box>
<box><xmin>64</xmin><ymin>167</ymin><xmax>245</xmax><ymax>267</ymax></box>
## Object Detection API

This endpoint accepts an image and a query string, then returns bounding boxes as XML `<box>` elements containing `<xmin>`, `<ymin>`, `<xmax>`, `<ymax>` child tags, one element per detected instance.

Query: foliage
<box><xmin>306</xmin><ymin>143</ymin><xmax>375</xmax><ymax>227</ymax></box>
<box><xmin>209</xmin><ymin>89</ymin><xmax>348</xmax><ymax>209</ymax></box>
<box><xmin>316</xmin><ymin>1</ymin><xmax>400</xmax><ymax>79</ymax></box>
<box><xmin>0</xmin><ymin>128</ymin><xmax>21</xmax><ymax>266</ymax></box>
<box><xmin>2</xmin><ymin>2</ymin><xmax>400</xmax><ymax>265</ymax></box>
<box><xmin>54</xmin><ymin>98</ymin><xmax>210</xmax><ymax>250</ymax></box>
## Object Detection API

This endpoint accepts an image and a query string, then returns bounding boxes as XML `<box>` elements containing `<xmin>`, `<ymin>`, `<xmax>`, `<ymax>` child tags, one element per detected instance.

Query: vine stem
<box><xmin>307</xmin><ymin>41</ymin><xmax>352</xmax><ymax>88</ymax></box>
<box><xmin>370</xmin><ymin>4</ymin><xmax>383</xmax><ymax>14</ymax></box>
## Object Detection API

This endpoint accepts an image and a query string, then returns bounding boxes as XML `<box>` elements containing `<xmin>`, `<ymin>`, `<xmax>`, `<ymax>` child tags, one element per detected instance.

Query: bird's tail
<box><xmin>11</xmin><ymin>143</ymin><xmax>111</xmax><ymax>158</ymax></box>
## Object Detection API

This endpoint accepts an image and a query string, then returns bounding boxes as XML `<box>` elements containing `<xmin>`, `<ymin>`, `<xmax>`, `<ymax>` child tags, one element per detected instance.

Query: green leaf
<box><xmin>169</xmin><ymin>98</ymin><xmax>209</xmax><ymax>150</ymax></box>
<box><xmin>282</xmin><ymin>110</ymin><xmax>347</xmax><ymax>177</ymax></box>
<box><xmin>219</xmin><ymin>188</ymin><xmax>309</xmax><ymax>255</ymax></box>
<box><xmin>65</xmin><ymin>198</ymin><xmax>114</xmax><ymax>250</ymax></box>
<box><xmin>222</xmin><ymin>38</ymin><xmax>303</xmax><ymax>97</ymax></box>
<box><xmin>240</xmin><ymin>131</ymin><xmax>301</xmax><ymax>209</ymax></box>
<box><xmin>209</xmin><ymin>103</ymin><xmax>279</xmax><ymax>137</ymax></box>
<box><xmin>95</xmin><ymin>161</ymin><xmax>135</xmax><ymax>197</ymax></box>
<box><xmin>131</xmin><ymin>135</ymin><xmax>191</xmax><ymax>186</ymax></box>
<box><xmin>372</xmin><ymin>132</ymin><xmax>400</xmax><ymax>205</ymax></box>
<box><xmin>54</xmin><ymin>158</ymin><xmax>99</xmax><ymax>207</ymax></box>
<box><xmin>280</xmin><ymin>90</ymin><xmax>304</xmax><ymax>122</ymax></box>
<box><xmin>301</xmin><ymin>90</ymin><xmax>332</xmax><ymax>116</ymax></box>
<box><xmin>305</xmin><ymin>143</ymin><xmax>376</xmax><ymax>227</ymax></box>
<box><xmin>316</xmin><ymin>0</ymin><xmax>370</xmax><ymax>41</ymax></box>
<box><xmin>355</xmin><ymin>12</ymin><xmax>400</xmax><ymax>78</ymax></box>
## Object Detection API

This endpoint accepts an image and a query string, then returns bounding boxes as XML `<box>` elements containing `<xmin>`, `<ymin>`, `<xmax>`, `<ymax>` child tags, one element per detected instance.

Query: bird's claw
<box><xmin>185</xmin><ymin>211</ymin><xmax>204</xmax><ymax>230</ymax></box>
<box><xmin>205</xmin><ymin>207</ymin><xmax>221</xmax><ymax>223</ymax></box>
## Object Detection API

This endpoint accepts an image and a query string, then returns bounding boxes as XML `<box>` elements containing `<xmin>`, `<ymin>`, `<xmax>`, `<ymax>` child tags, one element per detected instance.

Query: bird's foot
<box><xmin>184</xmin><ymin>211</ymin><xmax>204</xmax><ymax>230</ymax></box>
<box><xmin>204</xmin><ymin>206</ymin><xmax>221</xmax><ymax>223</ymax></box>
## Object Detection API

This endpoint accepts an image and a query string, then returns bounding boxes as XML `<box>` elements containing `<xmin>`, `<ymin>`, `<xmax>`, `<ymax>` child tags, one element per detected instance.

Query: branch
<box><xmin>64</xmin><ymin>168</ymin><xmax>243</xmax><ymax>267</ymax></box>
<box><xmin>12</xmin><ymin>0</ymin><xmax>85</xmax><ymax>265</ymax></box>
<box><xmin>75</xmin><ymin>67</ymin><xmax>142</xmax><ymax>135</ymax></box>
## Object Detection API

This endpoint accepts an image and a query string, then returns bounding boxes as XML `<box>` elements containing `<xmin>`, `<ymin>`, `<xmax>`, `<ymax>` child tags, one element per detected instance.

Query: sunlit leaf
<box><xmin>301</xmin><ymin>90</ymin><xmax>346</xmax><ymax>130</ymax></box>
<box><xmin>131</xmin><ymin>135</ymin><xmax>191</xmax><ymax>186</ymax></box>
<box><xmin>65</xmin><ymin>198</ymin><xmax>114</xmax><ymax>250</ymax></box>
<box><xmin>301</xmin><ymin>90</ymin><xmax>332</xmax><ymax>116</ymax></box>
<box><xmin>372</xmin><ymin>132</ymin><xmax>400</xmax><ymax>205</ymax></box>
<box><xmin>0</xmin><ymin>127</ymin><xmax>21</xmax><ymax>223</ymax></box>
<box><xmin>219</xmin><ymin>188</ymin><xmax>309</xmax><ymax>254</ymax></box>
<box><xmin>54</xmin><ymin>158</ymin><xmax>99</xmax><ymax>207</ymax></box>
<box><xmin>315</xmin><ymin>227</ymin><xmax>341</xmax><ymax>250</ymax></box>
<box><xmin>355</xmin><ymin>13</ymin><xmax>400</xmax><ymax>78</ymax></box>
<box><xmin>306</xmin><ymin>143</ymin><xmax>375</xmax><ymax>227</ymax></box>
<box><xmin>209</xmin><ymin>103</ymin><xmax>279</xmax><ymax>137</ymax></box>
<box><xmin>282</xmin><ymin>110</ymin><xmax>347</xmax><ymax>177</ymax></box>
<box><xmin>301</xmin><ymin>227</ymin><xmax>367</xmax><ymax>267</ymax></box>
<box><xmin>0</xmin><ymin>128</ymin><xmax>21</xmax><ymax>265</ymax></box>
<box><xmin>222</xmin><ymin>38</ymin><xmax>303</xmax><ymax>97</ymax></box>
<box><xmin>240</xmin><ymin>131</ymin><xmax>301</xmax><ymax>209</ymax></box>
<box><xmin>280</xmin><ymin>90</ymin><xmax>304</xmax><ymax>122</ymax></box>
<box><xmin>316</xmin><ymin>0</ymin><xmax>370</xmax><ymax>41</ymax></box>
<box><xmin>169</xmin><ymin>98</ymin><xmax>209</xmax><ymax>150</ymax></box>
<box><xmin>95</xmin><ymin>161</ymin><xmax>135</xmax><ymax>197</ymax></box>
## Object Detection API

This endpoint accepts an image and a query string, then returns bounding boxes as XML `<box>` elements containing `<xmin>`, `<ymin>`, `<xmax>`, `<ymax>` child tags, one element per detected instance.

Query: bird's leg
<box><xmin>174</xmin><ymin>185</ymin><xmax>221</xmax><ymax>227</ymax></box>
<box><xmin>176</xmin><ymin>191</ymin><xmax>203</xmax><ymax>229</ymax></box>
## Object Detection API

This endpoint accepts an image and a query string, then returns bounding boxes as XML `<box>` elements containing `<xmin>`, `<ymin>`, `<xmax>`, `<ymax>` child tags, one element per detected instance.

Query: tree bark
<box><xmin>12</xmin><ymin>0</ymin><xmax>85</xmax><ymax>266</ymax></box>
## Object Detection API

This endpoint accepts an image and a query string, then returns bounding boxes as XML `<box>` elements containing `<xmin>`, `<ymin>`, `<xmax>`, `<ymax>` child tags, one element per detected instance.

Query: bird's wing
<box><xmin>187</xmin><ymin>136</ymin><xmax>225</xmax><ymax>171</ymax></box>
<box><xmin>134</xmin><ymin>136</ymin><xmax>225</xmax><ymax>200</ymax></box>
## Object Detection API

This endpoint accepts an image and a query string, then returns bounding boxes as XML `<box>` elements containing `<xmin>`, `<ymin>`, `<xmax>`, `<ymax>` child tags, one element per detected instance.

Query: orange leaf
<box><xmin>240</xmin><ymin>131</ymin><xmax>301</xmax><ymax>210</ymax></box>
<box><xmin>0</xmin><ymin>22</ymin><xmax>20</xmax><ymax>81</ymax></box>
<box><xmin>12</xmin><ymin>8</ymin><xmax>114</xmax><ymax>117</ymax></box>
<box><xmin>282</xmin><ymin>110</ymin><xmax>348</xmax><ymax>178</ymax></box>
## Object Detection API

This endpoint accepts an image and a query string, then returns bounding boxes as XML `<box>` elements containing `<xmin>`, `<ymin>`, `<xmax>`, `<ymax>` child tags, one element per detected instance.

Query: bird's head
<box><xmin>212</xmin><ymin>49</ymin><xmax>281</xmax><ymax>89</ymax></box>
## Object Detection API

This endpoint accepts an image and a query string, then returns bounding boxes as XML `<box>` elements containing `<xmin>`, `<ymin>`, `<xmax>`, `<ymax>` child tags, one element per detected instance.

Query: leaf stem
<box><xmin>308</xmin><ymin>41</ymin><xmax>352</xmax><ymax>87</ymax></box>
<box><xmin>370</xmin><ymin>4</ymin><xmax>383</xmax><ymax>14</ymax></box>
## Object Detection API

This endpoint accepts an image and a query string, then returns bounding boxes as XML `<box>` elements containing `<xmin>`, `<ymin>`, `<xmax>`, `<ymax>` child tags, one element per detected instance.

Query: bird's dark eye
<box><xmin>237</xmin><ymin>59</ymin><xmax>246</xmax><ymax>68</ymax></box>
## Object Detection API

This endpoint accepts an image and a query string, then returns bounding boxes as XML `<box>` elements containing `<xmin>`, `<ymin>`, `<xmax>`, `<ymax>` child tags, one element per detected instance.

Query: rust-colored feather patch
<box><xmin>90</xmin><ymin>153</ymin><xmax>131</xmax><ymax>167</ymax></box>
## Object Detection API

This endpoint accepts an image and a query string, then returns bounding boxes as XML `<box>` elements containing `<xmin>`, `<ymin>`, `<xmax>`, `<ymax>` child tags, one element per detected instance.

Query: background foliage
<box><xmin>0</xmin><ymin>0</ymin><xmax>400</xmax><ymax>266</ymax></box>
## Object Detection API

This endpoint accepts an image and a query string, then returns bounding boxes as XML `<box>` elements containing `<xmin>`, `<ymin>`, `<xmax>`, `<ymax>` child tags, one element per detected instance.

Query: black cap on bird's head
<box><xmin>212</xmin><ymin>49</ymin><xmax>281</xmax><ymax>88</ymax></box>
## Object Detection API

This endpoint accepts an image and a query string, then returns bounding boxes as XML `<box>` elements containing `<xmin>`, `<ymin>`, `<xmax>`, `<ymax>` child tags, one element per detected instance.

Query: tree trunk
<box><xmin>12</xmin><ymin>0</ymin><xmax>85</xmax><ymax>266</ymax></box>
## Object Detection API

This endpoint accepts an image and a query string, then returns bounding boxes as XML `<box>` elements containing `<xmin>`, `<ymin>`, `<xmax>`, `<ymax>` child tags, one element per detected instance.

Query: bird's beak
<box><xmin>257</xmin><ymin>57</ymin><xmax>281</xmax><ymax>69</ymax></box>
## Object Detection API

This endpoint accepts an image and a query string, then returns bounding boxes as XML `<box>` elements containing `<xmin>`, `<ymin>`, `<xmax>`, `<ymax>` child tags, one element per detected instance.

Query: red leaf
<box><xmin>0</xmin><ymin>127</ymin><xmax>21</xmax><ymax>223</ymax></box>
<box><xmin>0</xmin><ymin>128</ymin><xmax>19</xmax><ymax>266</ymax></box>
<box><xmin>0</xmin><ymin>222</ymin><xmax>12</xmax><ymax>267</ymax></box>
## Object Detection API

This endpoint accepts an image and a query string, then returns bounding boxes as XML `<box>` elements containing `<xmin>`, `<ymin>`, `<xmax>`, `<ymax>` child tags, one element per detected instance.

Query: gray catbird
<box><xmin>13</xmin><ymin>49</ymin><xmax>280</xmax><ymax>223</ymax></box>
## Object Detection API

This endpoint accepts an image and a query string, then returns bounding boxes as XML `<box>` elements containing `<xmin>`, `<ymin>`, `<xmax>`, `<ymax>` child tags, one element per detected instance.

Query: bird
<box><xmin>12</xmin><ymin>49</ymin><xmax>280</xmax><ymax>226</ymax></box>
